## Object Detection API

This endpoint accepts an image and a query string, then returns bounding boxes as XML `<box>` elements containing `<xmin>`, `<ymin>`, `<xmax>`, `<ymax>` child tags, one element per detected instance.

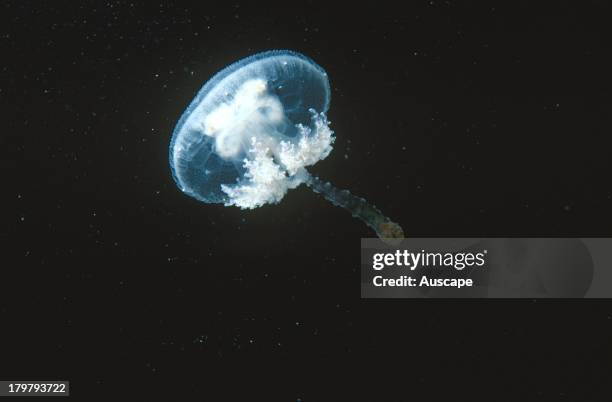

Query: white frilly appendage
<box><xmin>220</xmin><ymin>109</ymin><xmax>334</xmax><ymax>209</ymax></box>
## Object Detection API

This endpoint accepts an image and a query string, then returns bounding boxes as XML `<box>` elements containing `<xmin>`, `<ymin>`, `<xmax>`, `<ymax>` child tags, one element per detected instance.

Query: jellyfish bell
<box><xmin>169</xmin><ymin>50</ymin><xmax>403</xmax><ymax>239</ymax></box>
<box><xmin>169</xmin><ymin>50</ymin><xmax>332</xmax><ymax>206</ymax></box>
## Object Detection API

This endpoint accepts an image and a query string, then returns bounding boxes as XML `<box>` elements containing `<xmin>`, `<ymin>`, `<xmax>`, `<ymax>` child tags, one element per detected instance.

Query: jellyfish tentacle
<box><xmin>306</xmin><ymin>174</ymin><xmax>404</xmax><ymax>240</ymax></box>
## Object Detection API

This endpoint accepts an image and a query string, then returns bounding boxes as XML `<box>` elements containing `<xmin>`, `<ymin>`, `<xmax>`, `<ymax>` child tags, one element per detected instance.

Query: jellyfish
<box><xmin>169</xmin><ymin>50</ymin><xmax>403</xmax><ymax>239</ymax></box>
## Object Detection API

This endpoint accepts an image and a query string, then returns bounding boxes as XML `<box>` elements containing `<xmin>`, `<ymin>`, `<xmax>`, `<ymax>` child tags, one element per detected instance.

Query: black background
<box><xmin>3</xmin><ymin>1</ymin><xmax>612</xmax><ymax>400</ymax></box>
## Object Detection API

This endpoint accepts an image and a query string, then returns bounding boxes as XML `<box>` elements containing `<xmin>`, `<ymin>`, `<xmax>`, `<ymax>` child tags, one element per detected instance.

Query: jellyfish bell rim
<box><xmin>168</xmin><ymin>49</ymin><xmax>332</xmax><ymax>202</ymax></box>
